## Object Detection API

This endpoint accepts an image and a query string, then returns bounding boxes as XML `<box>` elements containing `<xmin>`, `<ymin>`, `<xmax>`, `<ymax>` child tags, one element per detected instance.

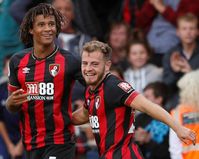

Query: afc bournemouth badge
<box><xmin>95</xmin><ymin>96</ymin><xmax>100</xmax><ymax>109</ymax></box>
<box><xmin>86</xmin><ymin>98</ymin><xmax>91</xmax><ymax>107</ymax></box>
<box><xmin>49</xmin><ymin>64</ymin><xmax>60</xmax><ymax>77</ymax></box>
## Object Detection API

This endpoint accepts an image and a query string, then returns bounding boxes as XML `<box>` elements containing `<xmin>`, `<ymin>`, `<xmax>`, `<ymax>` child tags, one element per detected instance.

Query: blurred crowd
<box><xmin>0</xmin><ymin>0</ymin><xmax>199</xmax><ymax>159</ymax></box>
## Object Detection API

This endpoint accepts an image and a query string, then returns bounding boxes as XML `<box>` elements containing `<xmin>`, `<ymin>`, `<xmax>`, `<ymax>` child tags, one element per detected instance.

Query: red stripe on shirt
<box><xmin>125</xmin><ymin>91</ymin><xmax>139</xmax><ymax>106</ymax></box>
<box><xmin>121</xmin><ymin>134</ymin><xmax>133</xmax><ymax>158</ymax></box>
<box><xmin>8</xmin><ymin>84</ymin><xmax>19</xmax><ymax>92</ymax></box>
<box><xmin>53</xmin><ymin>52</ymin><xmax>65</xmax><ymax>144</ymax></box>
<box><xmin>114</xmin><ymin>107</ymin><xmax>125</xmax><ymax>145</ymax></box>
<box><xmin>67</xmin><ymin>80</ymin><xmax>75</xmax><ymax>135</ymax></box>
<box><xmin>132</xmin><ymin>143</ymin><xmax>143</xmax><ymax>159</ymax></box>
<box><xmin>97</xmin><ymin>84</ymin><xmax>107</xmax><ymax>155</ymax></box>
<box><xmin>34</xmin><ymin>60</ymin><xmax>46</xmax><ymax>147</ymax></box>
<box><xmin>17</xmin><ymin>53</ymin><xmax>32</xmax><ymax>150</ymax></box>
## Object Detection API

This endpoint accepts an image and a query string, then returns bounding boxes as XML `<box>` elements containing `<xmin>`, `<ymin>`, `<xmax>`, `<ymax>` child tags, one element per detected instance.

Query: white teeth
<box><xmin>86</xmin><ymin>73</ymin><xmax>94</xmax><ymax>76</ymax></box>
<box><xmin>43</xmin><ymin>34</ymin><xmax>52</xmax><ymax>37</ymax></box>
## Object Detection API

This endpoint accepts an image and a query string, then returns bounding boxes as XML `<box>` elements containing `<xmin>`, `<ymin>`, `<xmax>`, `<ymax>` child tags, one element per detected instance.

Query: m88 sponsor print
<box><xmin>25</xmin><ymin>82</ymin><xmax>54</xmax><ymax>100</ymax></box>
<box><xmin>89</xmin><ymin>115</ymin><xmax>100</xmax><ymax>133</ymax></box>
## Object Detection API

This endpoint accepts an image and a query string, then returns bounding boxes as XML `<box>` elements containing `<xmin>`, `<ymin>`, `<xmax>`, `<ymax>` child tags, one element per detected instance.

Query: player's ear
<box><xmin>105</xmin><ymin>60</ymin><xmax>112</xmax><ymax>71</ymax></box>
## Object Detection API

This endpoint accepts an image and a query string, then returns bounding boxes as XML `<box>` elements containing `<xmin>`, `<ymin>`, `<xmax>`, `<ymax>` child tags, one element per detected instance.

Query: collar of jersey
<box><xmin>89</xmin><ymin>72</ymin><xmax>111</xmax><ymax>94</ymax></box>
<box><xmin>31</xmin><ymin>45</ymin><xmax>58</xmax><ymax>61</ymax></box>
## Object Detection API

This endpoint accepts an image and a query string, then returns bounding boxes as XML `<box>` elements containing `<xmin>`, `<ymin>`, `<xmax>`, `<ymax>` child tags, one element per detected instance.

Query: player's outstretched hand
<box><xmin>176</xmin><ymin>126</ymin><xmax>196</xmax><ymax>145</ymax></box>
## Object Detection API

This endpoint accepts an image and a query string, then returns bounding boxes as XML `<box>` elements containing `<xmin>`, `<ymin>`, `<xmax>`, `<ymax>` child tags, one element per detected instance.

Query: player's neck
<box><xmin>33</xmin><ymin>43</ymin><xmax>55</xmax><ymax>59</ymax></box>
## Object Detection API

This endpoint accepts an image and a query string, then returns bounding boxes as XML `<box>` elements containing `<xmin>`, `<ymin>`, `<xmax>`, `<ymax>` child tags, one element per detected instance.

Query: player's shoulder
<box><xmin>11</xmin><ymin>47</ymin><xmax>33</xmax><ymax>61</ymax></box>
<box><xmin>58</xmin><ymin>48</ymin><xmax>81</xmax><ymax>63</ymax></box>
<box><xmin>105</xmin><ymin>74</ymin><xmax>133</xmax><ymax>93</ymax></box>
<box><xmin>105</xmin><ymin>74</ymin><xmax>121</xmax><ymax>85</ymax></box>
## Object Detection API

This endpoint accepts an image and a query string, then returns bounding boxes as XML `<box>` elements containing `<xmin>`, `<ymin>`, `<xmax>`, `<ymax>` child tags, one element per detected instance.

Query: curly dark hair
<box><xmin>20</xmin><ymin>3</ymin><xmax>65</xmax><ymax>45</ymax></box>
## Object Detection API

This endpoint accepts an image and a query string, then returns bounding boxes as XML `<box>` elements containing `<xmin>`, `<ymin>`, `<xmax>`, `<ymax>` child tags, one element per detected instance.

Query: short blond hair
<box><xmin>177</xmin><ymin>70</ymin><xmax>199</xmax><ymax>108</ymax></box>
<box><xmin>177</xmin><ymin>13</ymin><xmax>198</xmax><ymax>27</ymax></box>
<box><xmin>82</xmin><ymin>41</ymin><xmax>112</xmax><ymax>60</ymax></box>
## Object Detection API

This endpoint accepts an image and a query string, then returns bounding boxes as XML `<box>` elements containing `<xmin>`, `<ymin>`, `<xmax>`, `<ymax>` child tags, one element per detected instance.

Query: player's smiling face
<box><xmin>29</xmin><ymin>15</ymin><xmax>57</xmax><ymax>46</ymax></box>
<box><xmin>81</xmin><ymin>51</ymin><xmax>111</xmax><ymax>89</ymax></box>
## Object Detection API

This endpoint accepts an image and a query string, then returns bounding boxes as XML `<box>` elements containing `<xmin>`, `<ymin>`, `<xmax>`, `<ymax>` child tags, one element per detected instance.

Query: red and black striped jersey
<box><xmin>84</xmin><ymin>73</ymin><xmax>143</xmax><ymax>159</ymax></box>
<box><xmin>8</xmin><ymin>46</ymin><xmax>83</xmax><ymax>150</ymax></box>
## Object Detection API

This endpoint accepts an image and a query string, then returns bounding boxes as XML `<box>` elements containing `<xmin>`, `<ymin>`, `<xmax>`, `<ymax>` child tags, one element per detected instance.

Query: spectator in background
<box><xmin>110</xmin><ymin>65</ymin><xmax>124</xmax><ymax>79</ymax></box>
<box><xmin>124</xmin><ymin>40</ymin><xmax>162</xmax><ymax>93</ymax></box>
<box><xmin>134</xmin><ymin>82</ymin><xmax>170</xmax><ymax>159</ymax></box>
<box><xmin>0</xmin><ymin>56</ymin><xmax>10</xmax><ymax>84</ymax></box>
<box><xmin>169</xmin><ymin>70</ymin><xmax>199</xmax><ymax>159</ymax></box>
<box><xmin>149</xmin><ymin>0</ymin><xmax>199</xmax><ymax>26</ymax></box>
<box><xmin>0</xmin><ymin>0</ymin><xmax>24</xmax><ymax>76</ymax></box>
<box><xmin>71</xmin><ymin>0</ymin><xmax>102</xmax><ymax>40</ymax></box>
<box><xmin>53</xmin><ymin>0</ymin><xmax>92</xmax><ymax>57</ymax></box>
<box><xmin>163</xmin><ymin>13</ymin><xmax>199</xmax><ymax>109</ymax></box>
<box><xmin>0</xmin><ymin>55</ymin><xmax>24</xmax><ymax>159</ymax></box>
<box><xmin>88</xmin><ymin>0</ymin><xmax>124</xmax><ymax>40</ymax></box>
<box><xmin>107</xmin><ymin>21</ymin><xmax>130</xmax><ymax>71</ymax></box>
<box><xmin>9</xmin><ymin>0</ymin><xmax>52</xmax><ymax>25</ymax></box>
<box><xmin>135</xmin><ymin>0</ymin><xmax>181</xmax><ymax>66</ymax></box>
<box><xmin>122</xmin><ymin>0</ymin><xmax>146</xmax><ymax>27</ymax></box>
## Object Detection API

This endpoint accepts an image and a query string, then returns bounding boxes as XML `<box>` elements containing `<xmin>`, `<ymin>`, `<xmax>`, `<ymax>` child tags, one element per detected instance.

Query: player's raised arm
<box><xmin>72</xmin><ymin>106</ymin><xmax>89</xmax><ymax>125</ymax></box>
<box><xmin>128</xmin><ymin>94</ymin><xmax>196</xmax><ymax>145</ymax></box>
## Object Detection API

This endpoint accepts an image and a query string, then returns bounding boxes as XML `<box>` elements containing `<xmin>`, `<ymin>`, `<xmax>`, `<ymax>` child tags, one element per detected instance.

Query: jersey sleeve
<box><xmin>8</xmin><ymin>56</ymin><xmax>20</xmax><ymax>92</ymax></box>
<box><xmin>105</xmin><ymin>78</ymin><xmax>139</xmax><ymax>108</ymax></box>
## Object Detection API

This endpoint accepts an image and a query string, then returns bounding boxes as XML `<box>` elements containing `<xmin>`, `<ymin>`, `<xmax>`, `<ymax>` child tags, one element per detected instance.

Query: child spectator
<box><xmin>169</xmin><ymin>70</ymin><xmax>199</xmax><ymax>159</ymax></box>
<box><xmin>124</xmin><ymin>40</ymin><xmax>162</xmax><ymax>93</ymax></box>
<box><xmin>134</xmin><ymin>82</ymin><xmax>170</xmax><ymax>159</ymax></box>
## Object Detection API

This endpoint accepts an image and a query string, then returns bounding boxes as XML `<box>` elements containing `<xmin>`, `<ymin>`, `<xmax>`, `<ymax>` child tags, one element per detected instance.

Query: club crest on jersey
<box><xmin>49</xmin><ymin>64</ymin><xmax>60</xmax><ymax>77</ymax></box>
<box><xmin>95</xmin><ymin>96</ymin><xmax>100</xmax><ymax>109</ymax></box>
<box><xmin>118</xmin><ymin>82</ymin><xmax>133</xmax><ymax>93</ymax></box>
<box><xmin>86</xmin><ymin>99</ymin><xmax>90</xmax><ymax>107</ymax></box>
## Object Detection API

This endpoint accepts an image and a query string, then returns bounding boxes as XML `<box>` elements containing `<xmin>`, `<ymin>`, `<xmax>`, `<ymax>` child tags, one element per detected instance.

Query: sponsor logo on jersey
<box><xmin>89</xmin><ymin>115</ymin><xmax>100</xmax><ymax>133</ymax></box>
<box><xmin>49</xmin><ymin>64</ymin><xmax>60</xmax><ymax>77</ymax></box>
<box><xmin>25</xmin><ymin>82</ymin><xmax>54</xmax><ymax>100</ymax></box>
<box><xmin>22</xmin><ymin>67</ymin><xmax>30</xmax><ymax>74</ymax></box>
<box><xmin>118</xmin><ymin>82</ymin><xmax>133</xmax><ymax>93</ymax></box>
